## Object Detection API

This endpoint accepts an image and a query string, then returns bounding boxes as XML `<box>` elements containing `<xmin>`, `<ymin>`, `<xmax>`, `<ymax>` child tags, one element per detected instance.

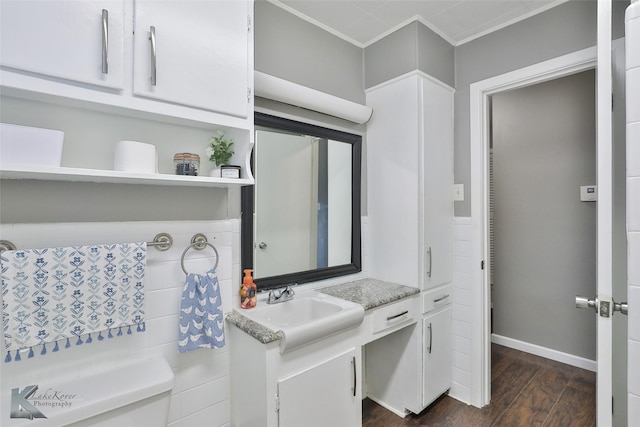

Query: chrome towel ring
<box><xmin>181</xmin><ymin>233</ymin><xmax>219</xmax><ymax>275</ymax></box>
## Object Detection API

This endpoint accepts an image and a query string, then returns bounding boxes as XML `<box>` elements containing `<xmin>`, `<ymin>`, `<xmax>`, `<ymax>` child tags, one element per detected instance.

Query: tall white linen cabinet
<box><xmin>365</xmin><ymin>72</ymin><xmax>454</xmax><ymax>415</ymax></box>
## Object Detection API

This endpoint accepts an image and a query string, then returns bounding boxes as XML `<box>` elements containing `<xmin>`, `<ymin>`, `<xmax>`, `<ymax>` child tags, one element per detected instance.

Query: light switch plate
<box><xmin>580</xmin><ymin>185</ymin><xmax>597</xmax><ymax>202</ymax></box>
<box><xmin>453</xmin><ymin>184</ymin><xmax>464</xmax><ymax>201</ymax></box>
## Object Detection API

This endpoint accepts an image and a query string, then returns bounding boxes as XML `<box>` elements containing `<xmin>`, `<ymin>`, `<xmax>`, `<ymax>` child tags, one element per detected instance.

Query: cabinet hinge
<box><xmin>481</xmin><ymin>260</ymin><xmax>485</xmax><ymax>270</ymax></box>
<box><xmin>247</xmin><ymin>15</ymin><xmax>252</xmax><ymax>32</ymax></box>
<box><xmin>275</xmin><ymin>394</ymin><xmax>280</xmax><ymax>412</ymax></box>
<box><xmin>247</xmin><ymin>87</ymin><xmax>252</xmax><ymax>102</ymax></box>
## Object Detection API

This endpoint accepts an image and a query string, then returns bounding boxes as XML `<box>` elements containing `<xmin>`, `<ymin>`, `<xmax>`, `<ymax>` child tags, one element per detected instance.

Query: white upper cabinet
<box><xmin>0</xmin><ymin>1</ymin><xmax>254</xmax><ymax>187</ymax></box>
<box><xmin>133</xmin><ymin>0</ymin><xmax>250</xmax><ymax>118</ymax></box>
<box><xmin>0</xmin><ymin>0</ymin><xmax>125</xmax><ymax>90</ymax></box>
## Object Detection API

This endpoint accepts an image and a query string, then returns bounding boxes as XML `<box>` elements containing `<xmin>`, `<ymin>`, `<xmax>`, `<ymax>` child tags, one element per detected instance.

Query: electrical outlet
<box><xmin>453</xmin><ymin>184</ymin><xmax>464</xmax><ymax>201</ymax></box>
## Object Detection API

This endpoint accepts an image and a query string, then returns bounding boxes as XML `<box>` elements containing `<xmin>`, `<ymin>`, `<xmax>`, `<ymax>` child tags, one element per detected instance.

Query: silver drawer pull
<box><xmin>351</xmin><ymin>356</ymin><xmax>356</xmax><ymax>397</ymax></box>
<box><xmin>149</xmin><ymin>26</ymin><xmax>157</xmax><ymax>86</ymax></box>
<box><xmin>386</xmin><ymin>310</ymin><xmax>409</xmax><ymax>321</ymax></box>
<box><xmin>433</xmin><ymin>294</ymin><xmax>450</xmax><ymax>303</ymax></box>
<box><xmin>102</xmin><ymin>9</ymin><xmax>109</xmax><ymax>74</ymax></box>
<box><xmin>427</xmin><ymin>246</ymin><xmax>432</xmax><ymax>278</ymax></box>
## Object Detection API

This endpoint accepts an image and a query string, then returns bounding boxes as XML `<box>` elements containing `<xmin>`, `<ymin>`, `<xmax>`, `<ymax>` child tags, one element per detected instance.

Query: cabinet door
<box><xmin>421</xmin><ymin>78</ymin><xmax>454</xmax><ymax>289</ymax></box>
<box><xmin>278</xmin><ymin>349</ymin><xmax>359</xmax><ymax>427</ymax></box>
<box><xmin>422</xmin><ymin>307</ymin><xmax>452</xmax><ymax>408</ymax></box>
<box><xmin>366</xmin><ymin>75</ymin><xmax>421</xmax><ymax>287</ymax></box>
<box><xmin>0</xmin><ymin>0</ymin><xmax>124</xmax><ymax>89</ymax></box>
<box><xmin>133</xmin><ymin>0</ymin><xmax>250</xmax><ymax>117</ymax></box>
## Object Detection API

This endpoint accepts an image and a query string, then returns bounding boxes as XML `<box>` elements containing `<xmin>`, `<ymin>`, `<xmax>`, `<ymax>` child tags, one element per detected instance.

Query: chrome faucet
<box><xmin>267</xmin><ymin>284</ymin><xmax>296</xmax><ymax>304</ymax></box>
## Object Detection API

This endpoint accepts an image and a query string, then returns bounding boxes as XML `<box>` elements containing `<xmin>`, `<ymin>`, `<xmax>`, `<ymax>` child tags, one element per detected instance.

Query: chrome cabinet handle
<box><xmin>101</xmin><ymin>9</ymin><xmax>109</xmax><ymax>74</ymax></box>
<box><xmin>427</xmin><ymin>322</ymin><xmax>433</xmax><ymax>354</ymax></box>
<box><xmin>427</xmin><ymin>246</ymin><xmax>432</xmax><ymax>278</ymax></box>
<box><xmin>149</xmin><ymin>26</ymin><xmax>157</xmax><ymax>86</ymax></box>
<box><xmin>386</xmin><ymin>310</ymin><xmax>409</xmax><ymax>321</ymax></box>
<box><xmin>351</xmin><ymin>356</ymin><xmax>356</xmax><ymax>397</ymax></box>
<box><xmin>433</xmin><ymin>294</ymin><xmax>450</xmax><ymax>303</ymax></box>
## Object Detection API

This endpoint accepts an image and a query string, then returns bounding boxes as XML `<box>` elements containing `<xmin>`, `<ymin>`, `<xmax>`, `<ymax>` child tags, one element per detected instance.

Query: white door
<box><xmin>254</xmin><ymin>130</ymin><xmax>317</xmax><ymax>278</ymax></box>
<box><xmin>594</xmin><ymin>1</ymin><xmax>614</xmax><ymax>424</ymax></box>
<box><xmin>0</xmin><ymin>0</ymin><xmax>125</xmax><ymax>89</ymax></box>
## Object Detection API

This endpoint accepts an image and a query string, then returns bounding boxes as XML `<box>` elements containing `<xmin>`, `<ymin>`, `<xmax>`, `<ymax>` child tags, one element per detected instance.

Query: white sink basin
<box><xmin>238</xmin><ymin>291</ymin><xmax>364</xmax><ymax>354</ymax></box>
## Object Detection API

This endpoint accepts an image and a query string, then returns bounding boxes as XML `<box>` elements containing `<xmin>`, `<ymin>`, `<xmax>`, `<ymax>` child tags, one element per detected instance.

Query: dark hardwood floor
<box><xmin>362</xmin><ymin>344</ymin><xmax>596</xmax><ymax>426</ymax></box>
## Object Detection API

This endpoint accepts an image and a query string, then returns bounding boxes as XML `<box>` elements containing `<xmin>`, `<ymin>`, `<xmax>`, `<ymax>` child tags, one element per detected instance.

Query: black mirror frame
<box><xmin>241</xmin><ymin>112</ymin><xmax>362</xmax><ymax>291</ymax></box>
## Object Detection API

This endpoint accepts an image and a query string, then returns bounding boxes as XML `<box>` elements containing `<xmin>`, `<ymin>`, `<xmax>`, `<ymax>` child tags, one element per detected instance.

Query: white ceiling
<box><xmin>271</xmin><ymin>0</ymin><xmax>569</xmax><ymax>47</ymax></box>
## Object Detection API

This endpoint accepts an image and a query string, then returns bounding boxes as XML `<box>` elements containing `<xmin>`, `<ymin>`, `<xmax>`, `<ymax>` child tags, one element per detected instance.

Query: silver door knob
<box><xmin>614</xmin><ymin>301</ymin><xmax>628</xmax><ymax>315</ymax></box>
<box><xmin>575</xmin><ymin>295</ymin><xmax>598</xmax><ymax>312</ymax></box>
<box><xmin>258</xmin><ymin>242</ymin><xmax>267</xmax><ymax>250</ymax></box>
<box><xmin>576</xmin><ymin>295</ymin><xmax>628</xmax><ymax>316</ymax></box>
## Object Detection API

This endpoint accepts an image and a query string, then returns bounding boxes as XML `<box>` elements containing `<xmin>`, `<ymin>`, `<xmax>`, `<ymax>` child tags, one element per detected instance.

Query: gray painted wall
<box><xmin>254</xmin><ymin>0</ymin><xmax>365</xmax><ymax>104</ymax></box>
<box><xmin>364</xmin><ymin>21</ymin><xmax>454</xmax><ymax>89</ymax></box>
<box><xmin>253</xmin><ymin>1</ymin><xmax>369</xmax><ymax>211</ymax></box>
<box><xmin>454</xmin><ymin>0</ymin><xmax>628</xmax><ymax>217</ymax></box>
<box><xmin>491</xmin><ymin>70</ymin><xmax>597</xmax><ymax>360</ymax></box>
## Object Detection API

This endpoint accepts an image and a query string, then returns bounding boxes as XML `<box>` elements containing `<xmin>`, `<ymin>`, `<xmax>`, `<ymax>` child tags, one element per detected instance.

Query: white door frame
<box><xmin>468</xmin><ymin>46</ymin><xmax>597</xmax><ymax>408</ymax></box>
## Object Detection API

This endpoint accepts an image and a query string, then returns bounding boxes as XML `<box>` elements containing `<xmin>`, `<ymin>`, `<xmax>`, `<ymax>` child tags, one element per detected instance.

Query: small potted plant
<box><xmin>207</xmin><ymin>131</ymin><xmax>239</xmax><ymax>178</ymax></box>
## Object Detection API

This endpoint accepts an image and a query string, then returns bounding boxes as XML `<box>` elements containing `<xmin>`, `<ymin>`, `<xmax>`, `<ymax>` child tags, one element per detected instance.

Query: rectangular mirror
<box><xmin>241</xmin><ymin>113</ymin><xmax>361</xmax><ymax>291</ymax></box>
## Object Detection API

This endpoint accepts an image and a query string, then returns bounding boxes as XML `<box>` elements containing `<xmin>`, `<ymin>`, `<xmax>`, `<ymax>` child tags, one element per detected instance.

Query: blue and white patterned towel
<box><xmin>178</xmin><ymin>268</ymin><xmax>225</xmax><ymax>353</ymax></box>
<box><xmin>1</xmin><ymin>242</ymin><xmax>146</xmax><ymax>362</ymax></box>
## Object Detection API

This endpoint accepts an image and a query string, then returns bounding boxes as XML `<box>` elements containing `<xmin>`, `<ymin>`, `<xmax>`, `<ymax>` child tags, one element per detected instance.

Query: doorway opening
<box><xmin>488</xmin><ymin>69</ymin><xmax>597</xmax><ymax>365</ymax></box>
<box><xmin>468</xmin><ymin>46</ymin><xmax>597</xmax><ymax>408</ymax></box>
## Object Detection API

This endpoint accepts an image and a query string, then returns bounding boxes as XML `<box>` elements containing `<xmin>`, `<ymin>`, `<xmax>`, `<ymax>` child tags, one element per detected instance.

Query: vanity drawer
<box><xmin>371</xmin><ymin>297</ymin><xmax>419</xmax><ymax>335</ymax></box>
<box><xmin>422</xmin><ymin>284</ymin><xmax>452</xmax><ymax>314</ymax></box>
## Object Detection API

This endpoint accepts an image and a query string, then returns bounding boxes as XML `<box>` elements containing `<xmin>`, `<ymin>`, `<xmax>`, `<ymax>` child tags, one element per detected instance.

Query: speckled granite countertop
<box><xmin>225</xmin><ymin>278</ymin><xmax>419</xmax><ymax>344</ymax></box>
<box><xmin>226</xmin><ymin>311</ymin><xmax>283</xmax><ymax>344</ymax></box>
<box><xmin>318</xmin><ymin>278</ymin><xmax>419</xmax><ymax>311</ymax></box>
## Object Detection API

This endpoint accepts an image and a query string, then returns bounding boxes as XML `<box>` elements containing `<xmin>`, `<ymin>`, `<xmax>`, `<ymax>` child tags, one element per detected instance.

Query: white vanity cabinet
<box><xmin>229</xmin><ymin>325</ymin><xmax>361</xmax><ymax>427</ymax></box>
<box><xmin>0</xmin><ymin>0</ymin><xmax>125</xmax><ymax>90</ymax></box>
<box><xmin>133</xmin><ymin>1</ymin><xmax>250</xmax><ymax>117</ymax></box>
<box><xmin>366</xmin><ymin>72</ymin><xmax>453</xmax><ymax>291</ymax></box>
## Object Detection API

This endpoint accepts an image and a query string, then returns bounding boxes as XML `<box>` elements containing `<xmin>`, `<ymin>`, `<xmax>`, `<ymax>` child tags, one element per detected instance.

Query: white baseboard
<box><xmin>491</xmin><ymin>334</ymin><xmax>597</xmax><ymax>372</ymax></box>
<box><xmin>448</xmin><ymin>383</ymin><xmax>471</xmax><ymax>405</ymax></box>
<box><xmin>365</xmin><ymin>395</ymin><xmax>410</xmax><ymax>418</ymax></box>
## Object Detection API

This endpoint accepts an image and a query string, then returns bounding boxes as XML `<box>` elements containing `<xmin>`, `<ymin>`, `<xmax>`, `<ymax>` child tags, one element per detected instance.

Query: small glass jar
<box><xmin>173</xmin><ymin>153</ymin><xmax>200</xmax><ymax>176</ymax></box>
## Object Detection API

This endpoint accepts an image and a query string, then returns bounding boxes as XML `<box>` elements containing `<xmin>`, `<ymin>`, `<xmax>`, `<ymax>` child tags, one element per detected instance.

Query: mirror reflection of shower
<box><xmin>254</xmin><ymin>130</ymin><xmax>352</xmax><ymax>279</ymax></box>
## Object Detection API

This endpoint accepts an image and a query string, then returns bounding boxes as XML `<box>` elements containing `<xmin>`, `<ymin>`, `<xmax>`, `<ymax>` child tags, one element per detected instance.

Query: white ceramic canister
<box><xmin>113</xmin><ymin>140</ymin><xmax>158</xmax><ymax>173</ymax></box>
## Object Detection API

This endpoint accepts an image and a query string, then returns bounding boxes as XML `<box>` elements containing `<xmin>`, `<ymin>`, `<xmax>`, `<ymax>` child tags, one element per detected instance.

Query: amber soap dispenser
<box><xmin>240</xmin><ymin>269</ymin><xmax>257</xmax><ymax>309</ymax></box>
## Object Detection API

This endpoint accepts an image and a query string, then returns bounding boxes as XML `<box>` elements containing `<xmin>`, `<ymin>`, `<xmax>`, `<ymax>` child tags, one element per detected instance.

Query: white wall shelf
<box><xmin>0</xmin><ymin>165</ymin><xmax>252</xmax><ymax>187</ymax></box>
